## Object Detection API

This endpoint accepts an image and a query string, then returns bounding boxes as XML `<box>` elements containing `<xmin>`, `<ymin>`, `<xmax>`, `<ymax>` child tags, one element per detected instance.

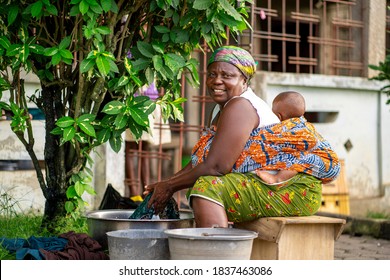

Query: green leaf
<box><xmin>133</xmin><ymin>95</ymin><xmax>151</xmax><ymax>105</ymax></box>
<box><xmin>171</xmin><ymin>103</ymin><xmax>185</xmax><ymax>122</ymax></box>
<box><xmin>109</xmin><ymin>59</ymin><xmax>119</xmax><ymax>73</ymax></box>
<box><xmin>101</xmin><ymin>0</ymin><xmax>112</xmax><ymax>12</ymax></box>
<box><xmin>96</xmin><ymin>128</ymin><xmax>111</xmax><ymax>143</ymax></box>
<box><xmin>218</xmin><ymin>12</ymin><xmax>240</xmax><ymax>28</ymax></box>
<box><xmin>79</xmin><ymin>0</ymin><xmax>90</xmax><ymax>14</ymax></box>
<box><xmin>164</xmin><ymin>53</ymin><xmax>186</xmax><ymax>72</ymax></box>
<box><xmin>56</xmin><ymin>116</ymin><xmax>75</xmax><ymax>128</ymax></box>
<box><xmin>114</xmin><ymin>113</ymin><xmax>129</xmax><ymax>129</ymax></box>
<box><xmin>127</xmin><ymin>121</ymin><xmax>144</xmax><ymax>140</ymax></box>
<box><xmin>78</xmin><ymin>122</ymin><xmax>96</xmax><ymax>137</ymax></box>
<box><xmin>173</xmin><ymin>29</ymin><xmax>189</xmax><ymax>43</ymax></box>
<box><xmin>193</xmin><ymin>0</ymin><xmax>212</xmax><ymax>10</ymax></box>
<box><xmin>50</xmin><ymin>127</ymin><xmax>63</xmax><ymax>135</ymax></box>
<box><xmin>59</xmin><ymin>37</ymin><xmax>71</xmax><ymax>49</ymax></box>
<box><xmin>143</xmin><ymin>101</ymin><xmax>156</xmax><ymax>115</ymax></box>
<box><xmin>219</xmin><ymin>0</ymin><xmax>242</xmax><ymax>21</ymax></box>
<box><xmin>132</xmin><ymin>58</ymin><xmax>150</xmax><ymax>71</ymax></box>
<box><xmin>7</xmin><ymin>5</ymin><xmax>19</xmax><ymax>26</ymax></box>
<box><xmin>31</xmin><ymin>1</ymin><xmax>43</xmax><ymax>17</ymax></box>
<box><xmin>137</xmin><ymin>41</ymin><xmax>154</xmax><ymax>58</ymax></box>
<box><xmin>44</xmin><ymin>47</ymin><xmax>58</xmax><ymax>56</ymax></box>
<box><xmin>90</xmin><ymin>4</ymin><xmax>103</xmax><ymax>13</ymax></box>
<box><xmin>6</xmin><ymin>44</ymin><xmax>22</xmax><ymax>56</ymax></box>
<box><xmin>66</xmin><ymin>186</ymin><xmax>77</xmax><ymax>199</ymax></box>
<box><xmin>129</xmin><ymin>107</ymin><xmax>149</xmax><ymax>126</ymax></box>
<box><xmin>80</xmin><ymin>58</ymin><xmax>95</xmax><ymax>73</ymax></box>
<box><xmin>96</xmin><ymin>26</ymin><xmax>111</xmax><ymax>35</ymax></box>
<box><xmin>145</xmin><ymin>68</ymin><xmax>155</xmax><ymax>85</ymax></box>
<box><xmin>74</xmin><ymin>181</ymin><xmax>84</xmax><ymax>197</ymax></box>
<box><xmin>154</xmin><ymin>25</ymin><xmax>170</xmax><ymax>34</ymax></box>
<box><xmin>51</xmin><ymin>52</ymin><xmax>62</xmax><ymax>65</ymax></box>
<box><xmin>20</xmin><ymin>45</ymin><xmax>30</xmax><ymax>62</ymax></box>
<box><xmin>0</xmin><ymin>37</ymin><xmax>11</xmax><ymax>49</ymax></box>
<box><xmin>110</xmin><ymin>1</ymin><xmax>119</xmax><ymax>13</ymax></box>
<box><xmin>74</xmin><ymin>132</ymin><xmax>87</xmax><ymax>143</ymax></box>
<box><xmin>131</xmin><ymin>75</ymin><xmax>143</xmax><ymax>87</ymax></box>
<box><xmin>29</xmin><ymin>44</ymin><xmax>44</xmax><ymax>54</ymax></box>
<box><xmin>69</xmin><ymin>5</ymin><xmax>80</xmax><ymax>16</ymax></box>
<box><xmin>96</xmin><ymin>55</ymin><xmax>110</xmax><ymax>76</ymax></box>
<box><xmin>77</xmin><ymin>114</ymin><xmax>96</xmax><ymax>122</ymax></box>
<box><xmin>109</xmin><ymin>135</ymin><xmax>122</xmax><ymax>153</ymax></box>
<box><xmin>84</xmin><ymin>184</ymin><xmax>96</xmax><ymax>195</ymax></box>
<box><xmin>152</xmin><ymin>55</ymin><xmax>163</xmax><ymax>71</ymax></box>
<box><xmin>60</xmin><ymin>49</ymin><xmax>74</xmax><ymax>60</ymax></box>
<box><xmin>117</xmin><ymin>76</ymin><xmax>129</xmax><ymax>87</ymax></box>
<box><xmin>102</xmin><ymin>100</ymin><xmax>124</xmax><ymax>114</ymax></box>
<box><xmin>45</xmin><ymin>4</ymin><xmax>58</xmax><ymax>15</ymax></box>
<box><xmin>65</xmin><ymin>201</ymin><xmax>75</xmax><ymax>213</ymax></box>
<box><xmin>63</xmin><ymin>126</ymin><xmax>76</xmax><ymax>142</ymax></box>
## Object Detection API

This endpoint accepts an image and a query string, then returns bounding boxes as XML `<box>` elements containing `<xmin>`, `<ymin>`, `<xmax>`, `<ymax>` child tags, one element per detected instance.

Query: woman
<box><xmin>144</xmin><ymin>46</ymin><xmax>327</xmax><ymax>227</ymax></box>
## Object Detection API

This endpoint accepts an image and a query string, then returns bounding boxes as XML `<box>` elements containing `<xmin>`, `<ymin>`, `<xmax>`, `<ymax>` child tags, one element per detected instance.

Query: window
<box><xmin>239</xmin><ymin>0</ymin><xmax>364</xmax><ymax>77</ymax></box>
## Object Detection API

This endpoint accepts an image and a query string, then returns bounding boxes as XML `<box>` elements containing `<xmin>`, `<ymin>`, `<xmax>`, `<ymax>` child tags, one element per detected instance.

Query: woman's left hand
<box><xmin>144</xmin><ymin>181</ymin><xmax>174</xmax><ymax>214</ymax></box>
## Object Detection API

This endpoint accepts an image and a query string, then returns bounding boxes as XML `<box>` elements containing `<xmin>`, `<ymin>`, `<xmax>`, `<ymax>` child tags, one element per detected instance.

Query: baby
<box><xmin>256</xmin><ymin>91</ymin><xmax>305</xmax><ymax>184</ymax></box>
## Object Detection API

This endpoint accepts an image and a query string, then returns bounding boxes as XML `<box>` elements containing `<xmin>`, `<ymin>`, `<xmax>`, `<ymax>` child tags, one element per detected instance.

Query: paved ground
<box><xmin>335</xmin><ymin>233</ymin><xmax>390</xmax><ymax>260</ymax></box>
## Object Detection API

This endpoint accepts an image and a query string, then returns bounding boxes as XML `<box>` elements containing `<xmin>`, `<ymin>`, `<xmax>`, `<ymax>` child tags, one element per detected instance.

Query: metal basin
<box><xmin>86</xmin><ymin>209</ymin><xmax>194</xmax><ymax>249</ymax></box>
<box><xmin>107</xmin><ymin>229</ymin><xmax>169</xmax><ymax>260</ymax></box>
<box><xmin>164</xmin><ymin>228</ymin><xmax>258</xmax><ymax>260</ymax></box>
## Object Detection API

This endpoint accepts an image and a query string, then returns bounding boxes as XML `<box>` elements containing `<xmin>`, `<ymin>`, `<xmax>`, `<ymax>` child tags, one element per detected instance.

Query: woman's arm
<box><xmin>145</xmin><ymin>97</ymin><xmax>259</xmax><ymax>213</ymax></box>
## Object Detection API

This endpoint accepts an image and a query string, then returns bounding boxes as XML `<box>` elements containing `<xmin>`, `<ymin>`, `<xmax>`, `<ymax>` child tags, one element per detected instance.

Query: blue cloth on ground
<box><xmin>0</xmin><ymin>236</ymin><xmax>68</xmax><ymax>260</ymax></box>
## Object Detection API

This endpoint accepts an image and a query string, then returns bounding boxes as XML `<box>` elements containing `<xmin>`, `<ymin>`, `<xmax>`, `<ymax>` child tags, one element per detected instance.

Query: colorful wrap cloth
<box><xmin>191</xmin><ymin>116</ymin><xmax>340</xmax><ymax>184</ymax></box>
<box><xmin>208</xmin><ymin>46</ymin><xmax>256</xmax><ymax>80</ymax></box>
<box><xmin>186</xmin><ymin>172</ymin><xmax>322</xmax><ymax>222</ymax></box>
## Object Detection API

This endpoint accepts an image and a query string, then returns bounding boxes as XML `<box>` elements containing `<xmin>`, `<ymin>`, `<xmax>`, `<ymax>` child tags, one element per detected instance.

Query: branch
<box><xmin>15</xmin><ymin>131</ymin><xmax>47</xmax><ymax>198</ymax></box>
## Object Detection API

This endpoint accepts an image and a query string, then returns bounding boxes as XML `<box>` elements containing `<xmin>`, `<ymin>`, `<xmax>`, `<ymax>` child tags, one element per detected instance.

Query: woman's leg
<box><xmin>191</xmin><ymin>197</ymin><xmax>228</xmax><ymax>228</ymax></box>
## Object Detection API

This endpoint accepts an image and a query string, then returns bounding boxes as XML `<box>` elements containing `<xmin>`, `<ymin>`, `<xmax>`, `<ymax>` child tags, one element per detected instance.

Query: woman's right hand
<box><xmin>143</xmin><ymin>181</ymin><xmax>174</xmax><ymax>214</ymax></box>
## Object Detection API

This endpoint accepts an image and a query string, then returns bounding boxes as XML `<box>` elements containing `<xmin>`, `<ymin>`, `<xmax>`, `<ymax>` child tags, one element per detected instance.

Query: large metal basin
<box><xmin>164</xmin><ymin>228</ymin><xmax>258</xmax><ymax>260</ymax></box>
<box><xmin>107</xmin><ymin>229</ymin><xmax>170</xmax><ymax>260</ymax></box>
<box><xmin>86</xmin><ymin>209</ymin><xmax>194</xmax><ymax>249</ymax></box>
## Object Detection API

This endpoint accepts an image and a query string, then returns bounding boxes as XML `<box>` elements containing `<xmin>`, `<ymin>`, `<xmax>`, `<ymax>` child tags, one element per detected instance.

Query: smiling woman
<box><xmin>142</xmin><ymin>46</ymin><xmax>340</xmax><ymax>228</ymax></box>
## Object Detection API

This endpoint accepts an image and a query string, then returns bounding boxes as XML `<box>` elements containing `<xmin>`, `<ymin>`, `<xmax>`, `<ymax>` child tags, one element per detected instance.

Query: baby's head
<box><xmin>272</xmin><ymin>91</ymin><xmax>305</xmax><ymax>121</ymax></box>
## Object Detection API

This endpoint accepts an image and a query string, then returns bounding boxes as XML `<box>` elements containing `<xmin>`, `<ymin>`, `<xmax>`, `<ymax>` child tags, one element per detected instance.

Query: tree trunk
<box><xmin>39</xmin><ymin>85</ymin><xmax>68</xmax><ymax>231</ymax></box>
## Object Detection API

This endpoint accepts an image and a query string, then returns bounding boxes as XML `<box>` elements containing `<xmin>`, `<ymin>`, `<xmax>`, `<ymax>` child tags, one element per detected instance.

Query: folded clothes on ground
<box><xmin>0</xmin><ymin>236</ymin><xmax>68</xmax><ymax>260</ymax></box>
<box><xmin>41</xmin><ymin>231</ymin><xmax>109</xmax><ymax>260</ymax></box>
<box><xmin>0</xmin><ymin>231</ymin><xmax>108</xmax><ymax>260</ymax></box>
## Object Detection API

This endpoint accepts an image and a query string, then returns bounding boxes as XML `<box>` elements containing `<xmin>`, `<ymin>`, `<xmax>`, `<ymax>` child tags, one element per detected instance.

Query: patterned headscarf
<box><xmin>208</xmin><ymin>46</ymin><xmax>256</xmax><ymax>80</ymax></box>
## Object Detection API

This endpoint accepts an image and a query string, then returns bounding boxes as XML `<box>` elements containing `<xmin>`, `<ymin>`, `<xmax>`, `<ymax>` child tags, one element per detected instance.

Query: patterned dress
<box><xmin>187</xmin><ymin>117</ymin><xmax>340</xmax><ymax>223</ymax></box>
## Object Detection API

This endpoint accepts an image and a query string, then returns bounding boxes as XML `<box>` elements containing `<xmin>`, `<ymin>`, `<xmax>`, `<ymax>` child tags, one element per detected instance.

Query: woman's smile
<box><xmin>206</xmin><ymin>61</ymin><xmax>247</xmax><ymax>106</ymax></box>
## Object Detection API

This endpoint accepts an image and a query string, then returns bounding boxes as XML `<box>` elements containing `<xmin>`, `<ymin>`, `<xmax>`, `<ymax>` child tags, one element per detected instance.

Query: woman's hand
<box><xmin>143</xmin><ymin>181</ymin><xmax>174</xmax><ymax>214</ymax></box>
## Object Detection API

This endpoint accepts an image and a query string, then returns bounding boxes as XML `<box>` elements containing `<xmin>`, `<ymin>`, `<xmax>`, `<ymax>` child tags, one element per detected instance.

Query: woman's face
<box><xmin>206</xmin><ymin>62</ymin><xmax>247</xmax><ymax>106</ymax></box>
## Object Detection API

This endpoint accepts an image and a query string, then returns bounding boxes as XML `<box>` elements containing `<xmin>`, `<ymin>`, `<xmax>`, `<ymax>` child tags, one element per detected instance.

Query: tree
<box><xmin>369</xmin><ymin>54</ymin><xmax>390</xmax><ymax>105</ymax></box>
<box><xmin>0</xmin><ymin>0</ymin><xmax>251</xmax><ymax>230</ymax></box>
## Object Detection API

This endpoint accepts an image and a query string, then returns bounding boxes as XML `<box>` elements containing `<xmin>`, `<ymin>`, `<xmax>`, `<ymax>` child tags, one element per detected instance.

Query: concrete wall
<box><xmin>254</xmin><ymin>72</ymin><xmax>390</xmax><ymax>216</ymax></box>
<box><xmin>0</xmin><ymin>73</ymin><xmax>46</xmax><ymax>214</ymax></box>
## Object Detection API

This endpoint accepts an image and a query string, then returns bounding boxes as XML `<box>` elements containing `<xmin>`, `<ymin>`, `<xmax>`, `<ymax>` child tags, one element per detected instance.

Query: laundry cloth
<box><xmin>41</xmin><ymin>231</ymin><xmax>109</xmax><ymax>260</ymax></box>
<box><xmin>129</xmin><ymin>193</ymin><xmax>180</xmax><ymax>219</ymax></box>
<box><xmin>0</xmin><ymin>236</ymin><xmax>68</xmax><ymax>260</ymax></box>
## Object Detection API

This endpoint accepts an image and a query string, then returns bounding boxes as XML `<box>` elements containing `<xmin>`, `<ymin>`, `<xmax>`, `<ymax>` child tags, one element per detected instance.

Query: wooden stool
<box><xmin>234</xmin><ymin>215</ymin><xmax>346</xmax><ymax>260</ymax></box>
